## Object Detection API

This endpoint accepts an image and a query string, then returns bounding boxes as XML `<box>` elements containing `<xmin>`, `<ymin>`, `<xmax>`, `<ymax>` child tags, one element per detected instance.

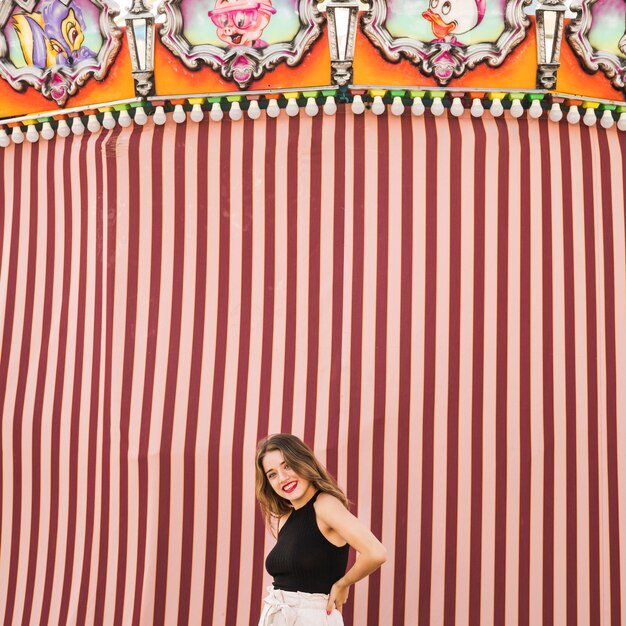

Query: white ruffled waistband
<box><xmin>257</xmin><ymin>587</ymin><xmax>344</xmax><ymax>626</ymax></box>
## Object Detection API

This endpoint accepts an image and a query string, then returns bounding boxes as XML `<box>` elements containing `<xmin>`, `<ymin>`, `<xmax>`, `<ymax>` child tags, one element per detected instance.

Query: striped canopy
<box><xmin>1</xmin><ymin>110</ymin><xmax>625</xmax><ymax>625</ymax></box>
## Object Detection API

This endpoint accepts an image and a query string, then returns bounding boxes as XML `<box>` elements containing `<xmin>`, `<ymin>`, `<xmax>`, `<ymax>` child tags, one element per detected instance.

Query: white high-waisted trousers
<box><xmin>258</xmin><ymin>587</ymin><xmax>344</xmax><ymax>626</ymax></box>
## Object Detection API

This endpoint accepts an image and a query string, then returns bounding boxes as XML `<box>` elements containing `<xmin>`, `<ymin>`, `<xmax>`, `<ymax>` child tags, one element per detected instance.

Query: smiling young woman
<box><xmin>255</xmin><ymin>434</ymin><xmax>387</xmax><ymax>626</ymax></box>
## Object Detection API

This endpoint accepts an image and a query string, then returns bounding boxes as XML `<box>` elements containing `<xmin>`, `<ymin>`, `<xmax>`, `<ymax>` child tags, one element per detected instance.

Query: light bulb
<box><xmin>567</xmin><ymin>105</ymin><xmax>580</xmax><ymax>125</ymax></box>
<box><xmin>118</xmin><ymin>109</ymin><xmax>132</xmax><ymax>128</ymax></box>
<box><xmin>12</xmin><ymin>126</ymin><xmax>25</xmax><ymax>143</ymax></box>
<box><xmin>600</xmin><ymin>110</ymin><xmax>614</xmax><ymax>129</ymax></box>
<box><xmin>391</xmin><ymin>96</ymin><xmax>404</xmax><ymax>116</ymax></box>
<box><xmin>26</xmin><ymin>125</ymin><xmax>39</xmax><ymax>142</ymax></box>
<box><xmin>190</xmin><ymin>104</ymin><xmax>204</xmax><ymax>122</ymax></box>
<box><xmin>323</xmin><ymin>96</ymin><xmax>337</xmax><ymax>115</ymax></box>
<box><xmin>372</xmin><ymin>95</ymin><xmax>385</xmax><ymax>115</ymax></box>
<box><xmin>490</xmin><ymin>98</ymin><xmax>504</xmax><ymax>117</ymax></box>
<box><xmin>102</xmin><ymin>111</ymin><xmax>116</xmax><ymax>129</ymax></box>
<box><xmin>247</xmin><ymin>100</ymin><xmax>261</xmax><ymax>120</ymax></box>
<box><xmin>431</xmin><ymin>97</ymin><xmax>445</xmax><ymax>116</ymax></box>
<box><xmin>154</xmin><ymin>106</ymin><xmax>166</xmax><ymax>125</ymax></box>
<box><xmin>86</xmin><ymin>114</ymin><xmax>100</xmax><ymax>132</ymax></box>
<box><xmin>411</xmin><ymin>97</ymin><xmax>425</xmax><ymax>116</ymax></box>
<box><xmin>583</xmin><ymin>107</ymin><xmax>597</xmax><ymax>126</ymax></box>
<box><xmin>173</xmin><ymin>104</ymin><xmax>186</xmax><ymax>123</ymax></box>
<box><xmin>41</xmin><ymin>122</ymin><xmax>55</xmax><ymax>140</ymax></box>
<box><xmin>286</xmin><ymin>98</ymin><xmax>299</xmax><ymax>117</ymax></box>
<box><xmin>618</xmin><ymin>112</ymin><xmax>626</xmax><ymax>132</ymax></box>
<box><xmin>352</xmin><ymin>95</ymin><xmax>365</xmax><ymax>115</ymax></box>
<box><xmin>549</xmin><ymin>103</ymin><xmax>563</xmax><ymax>122</ymax></box>
<box><xmin>529</xmin><ymin>99</ymin><xmax>543</xmax><ymax>119</ymax></box>
<box><xmin>71</xmin><ymin>116</ymin><xmax>85</xmax><ymax>134</ymax></box>
<box><xmin>229</xmin><ymin>101</ymin><xmax>243</xmax><ymax>121</ymax></box>
<box><xmin>470</xmin><ymin>98</ymin><xmax>484</xmax><ymax>118</ymax></box>
<box><xmin>450</xmin><ymin>97</ymin><xmax>464</xmax><ymax>117</ymax></box>
<box><xmin>134</xmin><ymin>107</ymin><xmax>148</xmax><ymax>125</ymax></box>
<box><xmin>305</xmin><ymin>97</ymin><xmax>319</xmax><ymax>116</ymax></box>
<box><xmin>266</xmin><ymin>99</ymin><xmax>280</xmax><ymax>118</ymax></box>
<box><xmin>0</xmin><ymin>129</ymin><xmax>10</xmax><ymax>147</ymax></box>
<box><xmin>210</xmin><ymin>103</ymin><xmax>224</xmax><ymax>122</ymax></box>
<box><xmin>510</xmin><ymin>99</ymin><xmax>524</xmax><ymax>118</ymax></box>
<box><xmin>57</xmin><ymin>119</ymin><xmax>71</xmax><ymax>137</ymax></box>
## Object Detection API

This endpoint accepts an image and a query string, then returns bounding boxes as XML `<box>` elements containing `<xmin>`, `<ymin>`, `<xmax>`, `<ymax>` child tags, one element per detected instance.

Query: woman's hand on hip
<box><xmin>326</xmin><ymin>580</ymin><xmax>350</xmax><ymax>614</ymax></box>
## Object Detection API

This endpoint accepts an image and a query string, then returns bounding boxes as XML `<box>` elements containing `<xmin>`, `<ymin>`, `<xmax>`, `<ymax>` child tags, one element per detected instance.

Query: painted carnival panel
<box><xmin>568</xmin><ymin>0</ymin><xmax>626</xmax><ymax>92</ymax></box>
<box><xmin>0</xmin><ymin>0</ymin><xmax>121</xmax><ymax>104</ymax></box>
<box><xmin>159</xmin><ymin>0</ymin><xmax>323</xmax><ymax>88</ymax></box>
<box><xmin>362</xmin><ymin>0</ymin><xmax>531</xmax><ymax>84</ymax></box>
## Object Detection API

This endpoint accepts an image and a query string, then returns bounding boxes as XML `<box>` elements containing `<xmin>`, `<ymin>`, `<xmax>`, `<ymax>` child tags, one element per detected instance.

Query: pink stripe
<box><xmin>518</xmin><ymin>118</ymin><xmax>532</xmax><ymax>626</ymax></box>
<box><xmin>4</xmin><ymin>140</ymin><xmax>33</xmax><ymax>626</ymax></box>
<box><xmin>131</xmin><ymin>123</ymin><xmax>165</xmax><ymax>626</ymax></box>
<box><xmin>418</xmin><ymin>112</ymin><xmax>438</xmax><ymax>626</ymax></box>
<box><xmin>280</xmin><ymin>115</ymin><xmax>300</xmax><ymax>433</ymax></box>
<box><xmin>597</xmin><ymin>126</ymin><xmax>622</xmax><ymax>625</ymax></box>
<box><xmin>367</xmin><ymin>111</ymin><xmax>389</xmax><ymax>626</ymax></box>
<box><xmin>39</xmin><ymin>135</ymin><xmax>74</xmax><ymax>626</ymax></box>
<box><xmin>249</xmin><ymin>117</ymin><xmax>277</xmax><ymax>626</ymax></box>
<box><xmin>21</xmin><ymin>137</ymin><xmax>59</xmax><ymax>626</ymax></box>
<box><xmin>201</xmin><ymin>119</ymin><xmax>232</xmax><ymax>625</ymax></box>
<box><xmin>225</xmin><ymin>117</ymin><xmax>254</xmax><ymax>626</ymax></box>
<box><xmin>392</xmin><ymin>111</ymin><xmax>413</xmax><ymax>625</ymax></box>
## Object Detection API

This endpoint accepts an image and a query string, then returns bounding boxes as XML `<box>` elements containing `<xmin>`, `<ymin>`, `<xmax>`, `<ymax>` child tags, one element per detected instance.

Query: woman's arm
<box><xmin>314</xmin><ymin>493</ymin><xmax>387</xmax><ymax>614</ymax></box>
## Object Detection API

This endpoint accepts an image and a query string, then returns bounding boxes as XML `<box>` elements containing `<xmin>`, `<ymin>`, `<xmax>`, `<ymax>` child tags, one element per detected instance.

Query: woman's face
<box><xmin>262</xmin><ymin>450</ymin><xmax>316</xmax><ymax>509</ymax></box>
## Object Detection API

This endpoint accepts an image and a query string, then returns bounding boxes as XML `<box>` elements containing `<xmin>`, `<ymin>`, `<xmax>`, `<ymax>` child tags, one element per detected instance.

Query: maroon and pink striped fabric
<box><xmin>1</xmin><ymin>110</ymin><xmax>625</xmax><ymax>625</ymax></box>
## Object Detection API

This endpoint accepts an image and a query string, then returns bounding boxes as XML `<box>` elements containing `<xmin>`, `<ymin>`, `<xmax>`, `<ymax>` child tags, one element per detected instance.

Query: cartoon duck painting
<box><xmin>619</xmin><ymin>29</ymin><xmax>626</xmax><ymax>56</ymax></box>
<box><xmin>13</xmin><ymin>0</ymin><xmax>96</xmax><ymax>69</ymax></box>
<box><xmin>208</xmin><ymin>0</ymin><xmax>276</xmax><ymax>48</ymax></box>
<box><xmin>422</xmin><ymin>0</ymin><xmax>486</xmax><ymax>43</ymax></box>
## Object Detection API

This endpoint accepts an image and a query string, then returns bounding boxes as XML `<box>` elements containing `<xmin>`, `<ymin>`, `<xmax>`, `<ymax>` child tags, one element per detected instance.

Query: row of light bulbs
<box><xmin>1</xmin><ymin>95</ymin><xmax>625</xmax><ymax>146</ymax></box>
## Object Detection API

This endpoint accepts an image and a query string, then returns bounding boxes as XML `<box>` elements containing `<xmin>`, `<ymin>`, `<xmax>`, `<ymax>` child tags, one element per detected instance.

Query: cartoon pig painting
<box><xmin>208</xmin><ymin>0</ymin><xmax>276</xmax><ymax>48</ymax></box>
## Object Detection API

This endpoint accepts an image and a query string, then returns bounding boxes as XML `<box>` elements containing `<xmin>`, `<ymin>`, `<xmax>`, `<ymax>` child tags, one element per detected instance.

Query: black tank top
<box><xmin>265</xmin><ymin>491</ymin><xmax>349</xmax><ymax>594</ymax></box>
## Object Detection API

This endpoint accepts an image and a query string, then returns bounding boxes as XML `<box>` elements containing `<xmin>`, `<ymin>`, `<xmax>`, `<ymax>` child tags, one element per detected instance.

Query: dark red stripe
<box><xmin>226</xmin><ymin>118</ymin><xmax>255</xmax><ymax>626</ymax></box>
<box><xmin>304</xmin><ymin>115</ymin><xmax>323</xmax><ymax>447</ymax></box>
<box><xmin>250</xmin><ymin>116</ymin><xmax>277</xmax><ymax>626</ymax></box>
<box><xmin>517</xmin><ymin>118</ymin><xmax>532</xmax><ymax>626</ymax></box>
<box><xmin>392</xmin><ymin>110</ymin><xmax>413</xmax><ymax>626</ymax></box>
<box><xmin>326</xmin><ymin>104</ymin><xmax>346</xmax><ymax>478</ymax></box>
<box><xmin>4</xmin><ymin>141</ymin><xmax>36</xmax><ymax>626</ymax></box>
<box><xmin>344</xmin><ymin>112</ymin><xmax>365</xmax><ymax>626</ymax></box>
<box><xmin>597</xmin><ymin>127</ymin><xmax>622</xmax><ymax>626</ymax></box>
<box><xmin>76</xmin><ymin>128</ymin><xmax>111</xmax><ymax>625</ymax></box>
<box><xmin>493</xmin><ymin>117</ymin><xmax>509</xmax><ymax>626</ymax></box>
<box><xmin>579</xmin><ymin>124</ymin><xmax>601</xmax><ymax>626</ymax></box>
<box><xmin>131</xmin><ymin>123</ymin><xmax>166</xmax><ymax>626</ymax></box>
<box><xmin>93</xmin><ymin>125</ymin><xmax>123</xmax><ymax>624</ymax></box>
<box><xmin>112</xmin><ymin>123</ymin><xmax>144</xmax><ymax>625</ymax></box>
<box><xmin>418</xmin><ymin>113</ymin><xmax>438</xmax><ymax>626</ymax></box>
<box><xmin>539</xmin><ymin>119</ymin><xmax>555</xmax><ymax>626</ymax></box>
<box><xmin>178</xmin><ymin>119</ymin><xmax>210</xmax><ymax>626</ymax></box>
<box><xmin>153</xmin><ymin>121</ymin><xmax>187</xmax><ymax>626</ymax></box>
<box><xmin>201</xmin><ymin>119</ymin><xmax>232</xmax><ymax>625</ymax></box>
<box><xmin>558</xmin><ymin>120</ymin><xmax>577</xmax><ymax>626</ymax></box>
<box><xmin>443</xmin><ymin>115</ymin><xmax>463</xmax><ymax>626</ymax></box>
<box><xmin>58</xmin><ymin>132</ymin><xmax>91</xmax><ymax>626</ymax></box>
<box><xmin>469</xmin><ymin>116</ymin><xmax>487</xmax><ymax>626</ymax></box>
<box><xmin>367</xmin><ymin>111</ymin><xmax>389</xmax><ymax>626</ymax></box>
<box><xmin>22</xmin><ymin>137</ymin><xmax>60</xmax><ymax>626</ymax></box>
<box><xmin>40</xmin><ymin>135</ymin><xmax>74</xmax><ymax>626</ymax></box>
<box><xmin>281</xmin><ymin>115</ymin><xmax>300</xmax><ymax>433</ymax></box>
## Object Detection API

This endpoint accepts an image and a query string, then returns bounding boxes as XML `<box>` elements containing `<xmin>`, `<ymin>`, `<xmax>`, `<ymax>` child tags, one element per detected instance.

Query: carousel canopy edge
<box><xmin>0</xmin><ymin>0</ymin><xmax>625</xmax><ymax>139</ymax></box>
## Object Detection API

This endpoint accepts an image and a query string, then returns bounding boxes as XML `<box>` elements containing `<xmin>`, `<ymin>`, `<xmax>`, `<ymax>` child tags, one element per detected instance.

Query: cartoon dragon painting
<box><xmin>12</xmin><ymin>0</ymin><xmax>96</xmax><ymax>69</ymax></box>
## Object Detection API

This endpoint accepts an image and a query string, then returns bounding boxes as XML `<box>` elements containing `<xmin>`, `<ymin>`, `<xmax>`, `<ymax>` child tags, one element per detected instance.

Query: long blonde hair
<box><xmin>255</xmin><ymin>434</ymin><xmax>349</xmax><ymax>533</ymax></box>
